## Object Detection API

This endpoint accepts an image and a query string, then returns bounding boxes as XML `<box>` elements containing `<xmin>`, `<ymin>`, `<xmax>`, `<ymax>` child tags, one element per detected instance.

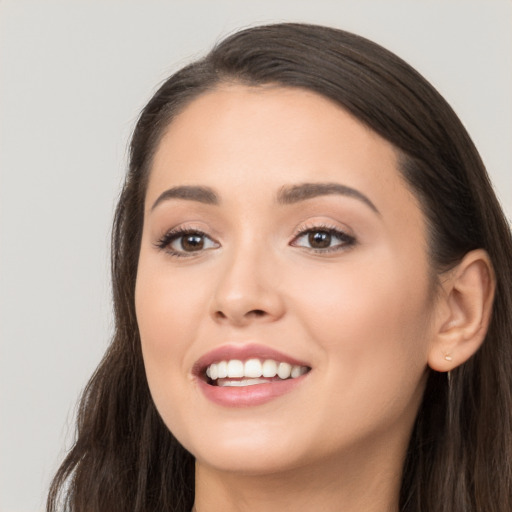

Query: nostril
<box><xmin>214</xmin><ymin>308</ymin><xmax>267</xmax><ymax>323</ymax></box>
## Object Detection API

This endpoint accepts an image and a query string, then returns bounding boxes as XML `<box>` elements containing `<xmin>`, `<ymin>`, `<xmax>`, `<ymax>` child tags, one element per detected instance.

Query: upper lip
<box><xmin>192</xmin><ymin>343</ymin><xmax>311</xmax><ymax>377</ymax></box>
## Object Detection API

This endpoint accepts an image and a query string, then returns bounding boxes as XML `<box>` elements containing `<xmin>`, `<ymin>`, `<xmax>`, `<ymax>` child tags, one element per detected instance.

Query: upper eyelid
<box><xmin>292</xmin><ymin>220</ymin><xmax>354</xmax><ymax>237</ymax></box>
<box><xmin>156</xmin><ymin>222</ymin><xmax>214</xmax><ymax>240</ymax></box>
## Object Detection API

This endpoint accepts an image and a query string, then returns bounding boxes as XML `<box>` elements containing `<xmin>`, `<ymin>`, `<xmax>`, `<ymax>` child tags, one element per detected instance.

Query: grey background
<box><xmin>1</xmin><ymin>1</ymin><xmax>510</xmax><ymax>510</ymax></box>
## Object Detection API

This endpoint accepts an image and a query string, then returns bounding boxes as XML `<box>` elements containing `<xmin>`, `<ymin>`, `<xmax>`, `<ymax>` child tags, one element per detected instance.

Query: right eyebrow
<box><xmin>150</xmin><ymin>185</ymin><xmax>219</xmax><ymax>212</ymax></box>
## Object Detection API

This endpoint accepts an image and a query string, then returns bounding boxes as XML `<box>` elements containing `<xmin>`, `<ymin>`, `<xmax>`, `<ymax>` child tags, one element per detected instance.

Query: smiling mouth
<box><xmin>204</xmin><ymin>358</ymin><xmax>311</xmax><ymax>387</ymax></box>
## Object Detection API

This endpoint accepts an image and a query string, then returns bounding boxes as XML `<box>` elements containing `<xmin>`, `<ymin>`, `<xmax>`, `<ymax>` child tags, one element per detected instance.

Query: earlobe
<box><xmin>428</xmin><ymin>249</ymin><xmax>495</xmax><ymax>372</ymax></box>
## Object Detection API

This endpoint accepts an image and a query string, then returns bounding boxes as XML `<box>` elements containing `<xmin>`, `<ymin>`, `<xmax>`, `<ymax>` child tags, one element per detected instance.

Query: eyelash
<box><xmin>155</xmin><ymin>227</ymin><xmax>218</xmax><ymax>258</ymax></box>
<box><xmin>291</xmin><ymin>223</ymin><xmax>356</xmax><ymax>254</ymax></box>
<box><xmin>155</xmin><ymin>224</ymin><xmax>356</xmax><ymax>258</ymax></box>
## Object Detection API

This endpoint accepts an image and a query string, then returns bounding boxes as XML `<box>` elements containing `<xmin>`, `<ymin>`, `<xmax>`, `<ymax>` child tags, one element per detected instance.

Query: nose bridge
<box><xmin>210</xmin><ymin>232</ymin><xmax>284</xmax><ymax>325</ymax></box>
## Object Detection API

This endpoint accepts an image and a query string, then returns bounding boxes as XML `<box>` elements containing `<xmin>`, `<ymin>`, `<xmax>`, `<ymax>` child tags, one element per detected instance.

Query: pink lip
<box><xmin>197</xmin><ymin>376</ymin><xmax>308</xmax><ymax>407</ymax></box>
<box><xmin>192</xmin><ymin>343</ymin><xmax>311</xmax><ymax>408</ymax></box>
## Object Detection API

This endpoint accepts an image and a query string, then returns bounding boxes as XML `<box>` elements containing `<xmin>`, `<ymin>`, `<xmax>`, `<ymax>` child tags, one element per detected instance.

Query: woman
<box><xmin>47</xmin><ymin>23</ymin><xmax>512</xmax><ymax>512</ymax></box>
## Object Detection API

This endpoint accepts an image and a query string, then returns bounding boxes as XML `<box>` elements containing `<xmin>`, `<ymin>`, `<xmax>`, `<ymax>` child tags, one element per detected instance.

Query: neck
<box><xmin>193</xmin><ymin>439</ymin><xmax>404</xmax><ymax>512</ymax></box>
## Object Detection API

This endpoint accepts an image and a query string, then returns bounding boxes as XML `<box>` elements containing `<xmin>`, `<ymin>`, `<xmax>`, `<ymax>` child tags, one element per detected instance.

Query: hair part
<box><xmin>48</xmin><ymin>23</ymin><xmax>512</xmax><ymax>512</ymax></box>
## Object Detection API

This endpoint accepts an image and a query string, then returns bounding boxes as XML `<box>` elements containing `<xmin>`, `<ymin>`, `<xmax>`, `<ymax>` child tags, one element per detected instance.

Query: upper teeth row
<box><xmin>205</xmin><ymin>359</ymin><xmax>308</xmax><ymax>380</ymax></box>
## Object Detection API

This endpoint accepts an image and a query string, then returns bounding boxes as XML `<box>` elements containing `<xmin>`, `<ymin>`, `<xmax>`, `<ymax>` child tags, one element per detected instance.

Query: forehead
<box><xmin>147</xmin><ymin>85</ymin><xmax>420</xmax><ymax>217</ymax></box>
<box><xmin>148</xmin><ymin>84</ymin><xmax>417</xmax><ymax>205</ymax></box>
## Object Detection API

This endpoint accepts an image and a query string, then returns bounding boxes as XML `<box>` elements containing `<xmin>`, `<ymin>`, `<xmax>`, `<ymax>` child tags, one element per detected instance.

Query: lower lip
<box><xmin>197</xmin><ymin>375</ymin><xmax>308</xmax><ymax>407</ymax></box>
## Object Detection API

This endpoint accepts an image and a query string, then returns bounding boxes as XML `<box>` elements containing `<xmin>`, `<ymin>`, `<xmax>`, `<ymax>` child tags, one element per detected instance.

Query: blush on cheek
<box><xmin>302</xmin><ymin>261</ymin><xmax>430</xmax><ymax>364</ymax></box>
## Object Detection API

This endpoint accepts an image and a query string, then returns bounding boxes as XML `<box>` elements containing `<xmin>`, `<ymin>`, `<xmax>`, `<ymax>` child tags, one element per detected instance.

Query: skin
<box><xmin>135</xmin><ymin>85</ymin><xmax>492</xmax><ymax>512</ymax></box>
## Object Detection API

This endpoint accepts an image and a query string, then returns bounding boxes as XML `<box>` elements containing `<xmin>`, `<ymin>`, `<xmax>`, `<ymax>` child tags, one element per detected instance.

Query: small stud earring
<box><xmin>444</xmin><ymin>354</ymin><xmax>453</xmax><ymax>361</ymax></box>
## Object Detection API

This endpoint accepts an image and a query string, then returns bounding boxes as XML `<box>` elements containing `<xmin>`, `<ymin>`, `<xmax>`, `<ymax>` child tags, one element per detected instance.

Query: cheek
<box><xmin>136</xmin><ymin>258</ymin><xmax>207</xmax><ymax>349</ymax></box>
<box><xmin>134</xmin><ymin>254</ymin><xmax>209</xmax><ymax>404</ymax></box>
<box><xmin>289</xmin><ymin>251</ymin><xmax>433</xmax><ymax>383</ymax></box>
<box><xmin>288</xmin><ymin>259</ymin><xmax>432</xmax><ymax>444</ymax></box>
<box><xmin>134</xmin><ymin>259</ymin><xmax>211</xmax><ymax>437</ymax></box>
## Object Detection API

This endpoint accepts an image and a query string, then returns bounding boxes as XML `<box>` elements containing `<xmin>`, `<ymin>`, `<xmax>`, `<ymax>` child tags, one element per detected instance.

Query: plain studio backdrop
<box><xmin>0</xmin><ymin>1</ymin><xmax>510</xmax><ymax>511</ymax></box>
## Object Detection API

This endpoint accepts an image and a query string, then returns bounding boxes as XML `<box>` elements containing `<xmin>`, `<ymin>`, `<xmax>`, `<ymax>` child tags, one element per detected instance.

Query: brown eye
<box><xmin>292</xmin><ymin>227</ymin><xmax>356</xmax><ymax>253</ymax></box>
<box><xmin>156</xmin><ymin>229</ymin><xmax>219</xmax><ymax>256</ymax></box>
<box><xmin>308</xmin><ymin>231</ymin><xmax>331</xmax><ymax>249</ymax></box>
<box><xmin>180</xmin><ymin>234</ymin><xmax>205</xmax><ymax>252</ymax></box>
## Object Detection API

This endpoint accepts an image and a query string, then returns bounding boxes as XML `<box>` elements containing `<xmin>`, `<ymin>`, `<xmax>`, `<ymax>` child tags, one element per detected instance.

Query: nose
<box><xmin>209</xmin><ymin>246</ymin><xmax>286</xmax><ymax>327</ymax></box>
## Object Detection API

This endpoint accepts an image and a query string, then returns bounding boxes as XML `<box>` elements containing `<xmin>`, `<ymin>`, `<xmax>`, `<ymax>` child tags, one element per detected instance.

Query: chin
<box><xmin>173</xmin><ymin>418</ymin><xmax>313</xmax><ymax>475</ymax></box>
<box><xmin>193</xmin><ymin>443</ymin><xmax>309</xmax><ymax>476</ymax></box>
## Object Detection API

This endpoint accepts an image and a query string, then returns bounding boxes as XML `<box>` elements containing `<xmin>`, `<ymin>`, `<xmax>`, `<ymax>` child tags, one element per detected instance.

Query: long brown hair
<box><xmin>47</xmin><ymin>23</ymin><xmax>512</xmax><ymax>512</ymax></box>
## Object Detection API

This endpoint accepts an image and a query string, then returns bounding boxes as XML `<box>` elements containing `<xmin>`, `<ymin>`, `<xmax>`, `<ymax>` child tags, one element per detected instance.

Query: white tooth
<box><xmin>206</xmin><ymin>366</ymin><xmax>211</xmax><ymax>379</ymax></box>
<box><xmin>244</xmin><ymin>359</ymin><xmax>262</xmax><ymax>378</ymax></box>
<box><xmin>217</xmin><ymin>360</ymin><xmax>228</xmax><ymax>379</ymax></box>
<box><xmin>277</xmin><ymin>362</ymin><xmax>292</xmax><ymax>379</ymax></box>
<box><xmin>262</xmin><ymin>359</ymin><xmax>278</xmax><ymax>378</ymax></box>
<box><xmin>291</xmin><ymin>365</ymin><xmax>303</xmax><ymax>378</ymax></box>
<box><xmin>209</xmin><ymin>363</ymin><xmax>218</xmax><ymax>380</ymax></box>
<box><xmin>218</xmin><ymin>378</ymin><xmax>268</xmax><ymax>387</ymax></box>
<box><xmin>227</xmin><ymin>359</ymin><xmax>244</xmax><ymax>378</ymax></box>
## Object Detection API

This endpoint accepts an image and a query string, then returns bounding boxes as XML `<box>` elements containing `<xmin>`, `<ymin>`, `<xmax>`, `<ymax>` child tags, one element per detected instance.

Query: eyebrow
<box><xmin>150</xmin><ymin>182</ymin><xmax>379</xmax><ymax>214</ymax></box>
<box><xmin>151</xmin><ymin>185</ymin><xmax>219</xmax><ymax>211</ymax></box>
<box><xmin>277</xmin><ymin>182</ymin><xmax>379</xmax><ymax>214</ymax></box>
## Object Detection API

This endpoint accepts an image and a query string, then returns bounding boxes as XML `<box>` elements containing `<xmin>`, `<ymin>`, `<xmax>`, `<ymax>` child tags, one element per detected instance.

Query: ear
<box><xmin>428</xmin><ymin>249</ymin><xmax>495</xmax><ymax>372</ymax></box>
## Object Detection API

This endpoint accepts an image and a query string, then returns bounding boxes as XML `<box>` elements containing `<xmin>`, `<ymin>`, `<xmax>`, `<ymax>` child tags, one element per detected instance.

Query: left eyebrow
<box><xmin>276</xmin><ymin>182</ymin><xmax>380</xmax><ymax>215</ymax></box>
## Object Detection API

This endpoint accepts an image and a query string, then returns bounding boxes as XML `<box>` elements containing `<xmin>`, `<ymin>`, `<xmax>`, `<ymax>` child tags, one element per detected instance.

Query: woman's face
<box><xmin>136</xmin><ymin>85</ymin><xmax>438</xmax><ymax>475</ymax></box>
